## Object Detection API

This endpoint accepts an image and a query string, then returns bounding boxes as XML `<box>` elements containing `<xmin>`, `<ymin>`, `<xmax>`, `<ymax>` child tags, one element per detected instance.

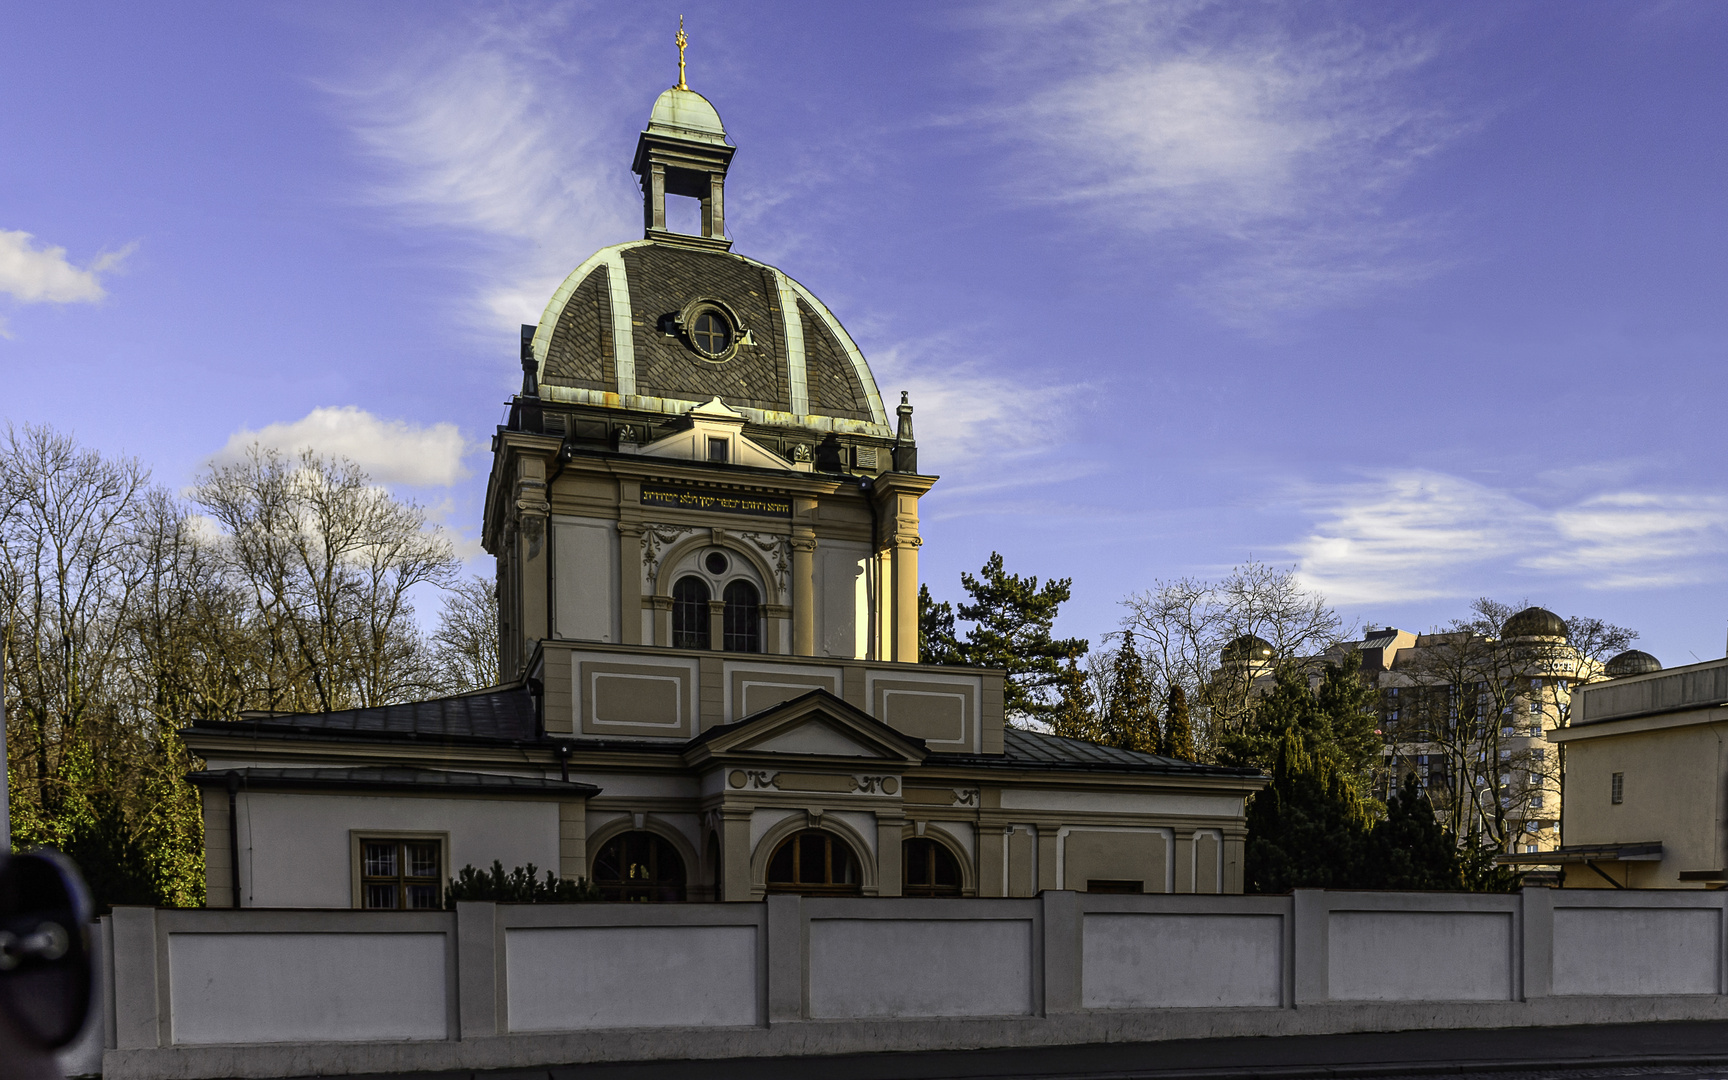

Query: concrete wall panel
<box><xmin>1328</xmin><ymin>911</ymin><xmax>1513</xmax><ymax>1001</ymax></box>
<box><xmin>167</xmin><ymin>932</ymin><xmax>447</xmax><ymax>1044</ymax></box>
<box><xmin>807</xmin><ymin>918</ymin><xmax>1034</xmax><ymax>1018</ymax></box>
<box><xmin>505</xmin><ymin>925</ymin><xmax>758</xmax><ymax>1030</ymax></box>
<box><xmin>1082</xmin><ymin>913</ymin><xmax>1282</xmax><ymax>1008</ymax></box>
<box><xmin>1552</xmin><ymin>906</ymin><xmax>1721</xmax><ymax>995</ymax></box>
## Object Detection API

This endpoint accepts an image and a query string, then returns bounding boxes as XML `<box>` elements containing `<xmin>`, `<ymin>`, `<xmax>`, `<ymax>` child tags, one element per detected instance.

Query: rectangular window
<box><xmin>361</xmin><ymin>838</ymin><xmax>443</xmax><ymax>910</ymax></box>
<box><xmin>1611</xmin><ymin>772</ymin><xmax>1624</xmax><ymax>804</ymax></box>
<box><xmin>708</xmin><ymin>437</ymin><xmax>729</xmax><ymax>464</ymax></box>
<box><xmin>1529</xmin><ymin>701</ymin><xmax>1541</xmax><ymax>715</ymax></box>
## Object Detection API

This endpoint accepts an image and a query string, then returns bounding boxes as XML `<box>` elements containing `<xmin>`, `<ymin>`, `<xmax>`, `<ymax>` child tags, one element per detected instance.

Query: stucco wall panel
<box><xmin>167</xmin><ymin>932</ymin><xmax>447</xmax><ymax>1044</ymax></box>
<box><xmin>807</xmin><ymin>918</ymin><xmax>1034</xmax><ymax>1018</ymax></box>
<box><xmin>1552</xmin><ymin>906</ymin><xmax>1721</xmax><ymax>995</ymax></box>
<box><xmin>1082</xmin><ymin>913</ymin><xmax>1282</xmax><ymax>1008</ymax></box>
<box><xmin>504</xmin><ymin>925</ymin><xmax>758</xmax><ymax>1030</ymax></box>
<box><xmin>1328</xmin><ymin>911</ymin><xmax>1513</xmax><ymax>1001</ymax></box>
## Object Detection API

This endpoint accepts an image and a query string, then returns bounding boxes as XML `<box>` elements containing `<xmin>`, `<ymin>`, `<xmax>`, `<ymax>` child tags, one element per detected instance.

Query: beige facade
<box><xmin>1548</xmin><ymin>656</ymin><xmax>1728</xmax><ymax>888</ymax></box>
<box><xmin>184</xmin><ymin>77</ymin><xmax>1265</xmax><ymax>909</ymax></box>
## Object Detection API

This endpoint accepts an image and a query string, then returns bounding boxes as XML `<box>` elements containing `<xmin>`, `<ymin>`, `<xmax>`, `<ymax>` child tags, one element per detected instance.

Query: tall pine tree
<box><xmin>1098</xmin><ymin>631</ymin><xmax>1157</xmax><ymax>752</ymax></box>
<box><xmin>1050</xmin><ymin>652</ymin><xmax>1099</xmax><ymax>741</ymax></box>
<box><xmin>1245</xmin><ymin>729</ymin><xmax>1373</xmax><ymax>893</ymax></box>
<box><xmin>950</xmin><ymin>553</ymin><xmax>1087</xmax><ymax>728</ymax></box>
<box><xmin>1160</xmin><ymin>684</ymin><xmax>1196</xmax><ymax>760</ymax></box>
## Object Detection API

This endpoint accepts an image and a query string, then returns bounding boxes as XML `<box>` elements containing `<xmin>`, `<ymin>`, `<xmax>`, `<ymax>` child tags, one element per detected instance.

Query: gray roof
<box><xmin>186</xmin><ymin>767</ymin><xmax>598</xmax><ymax>799</ymax></box>
<box><xmin>191</xmin><ymin>684</ymin><xmax>540</xmax><ymax>744</ymax></box>
<box><xmin>930</xmin><ymin>729</ymin><xmax>1260</xmax><ymax>777</ymax></box>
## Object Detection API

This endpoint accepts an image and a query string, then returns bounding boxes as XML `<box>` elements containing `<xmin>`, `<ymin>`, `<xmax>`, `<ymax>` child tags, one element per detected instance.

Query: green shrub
<box><xmin>444</xmin><ymin>861</ymin><xmax>600</xmax><ymax>906</ymax></box>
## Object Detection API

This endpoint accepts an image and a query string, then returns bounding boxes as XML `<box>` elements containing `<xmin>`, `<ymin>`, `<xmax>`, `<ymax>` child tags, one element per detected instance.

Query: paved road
<box><xmin>305</xmin><ymin>1020</ymin><xmax>1728</xmax><ymax>1080</ymax></box>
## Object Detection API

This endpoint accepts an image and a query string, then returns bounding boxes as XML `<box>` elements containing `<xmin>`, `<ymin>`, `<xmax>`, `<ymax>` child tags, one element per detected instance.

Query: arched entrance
<box><xmin>591</xmin><ymin>831</ymin><xmax>687</xmax><ymax>901</ymax></box>
<box><xmin>765</xmin><ymin>829</ymin><xmax>863</xmax><ymax>896</ymax></box>
<box><xmin>902</xmin><ymin>837</ymin><xmax>963</xmax><ymax>897</ymax></box>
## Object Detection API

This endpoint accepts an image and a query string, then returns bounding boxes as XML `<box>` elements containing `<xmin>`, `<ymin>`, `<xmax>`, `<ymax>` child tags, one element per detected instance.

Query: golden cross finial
<box><xmin>675</xmin><ymin>16</ymin><xmax>689</xmax><ymax>90</ymax></box>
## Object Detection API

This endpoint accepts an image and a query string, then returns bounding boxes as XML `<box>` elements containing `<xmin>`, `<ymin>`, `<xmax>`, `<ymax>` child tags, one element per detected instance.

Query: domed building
<box><xmin>184</xmin><ymin>69</ymin><xmax>1264</xmax><ymax>909</ymax></box>
<box><xmin>1502</xmin><ymin>607</ymin><xmax>1569</xmax><ymax>641</ymax></box>
<box><xmin>1604</xmin><ymin>649</ymin><xmax>1662</xmax><ymax>678</ymax></box>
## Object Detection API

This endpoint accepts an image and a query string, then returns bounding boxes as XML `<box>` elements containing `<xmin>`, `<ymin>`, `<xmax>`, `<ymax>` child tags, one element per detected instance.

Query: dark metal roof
<box><xmin>1495</xmin><ymin>842</ymin><xmax>1662</xmax><ymax>865</ymax></box>
<box><xmin>186</xmin><ymin>767</ymin><xmax>599</xmax><ymax>798</ymax></box>
<box><xmin>1605</xmin><ymin>649</ymin><xmax>1663</xmax><ymax>678</ymax></box>
<box><xmin>188</xmin><ymin>684</ymin><xmax>541</xmax><ymax>745</ymax></box>
<box><xmin>1503</xmin><ymin>606</ymin><xmax>1568</xmax><ymax>640</ymax></box>
<box><xmin>928</xmin><ymin>729</ymin><xmax>1261</xmax><ymax>777</ymax></box>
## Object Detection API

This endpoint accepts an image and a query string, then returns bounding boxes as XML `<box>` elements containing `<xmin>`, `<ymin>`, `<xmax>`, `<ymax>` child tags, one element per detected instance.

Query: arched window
<box><xmin>722</xmin><ymin>579</ymin><xmax>760</xmax><ymax>653</ymax></box>
<box><xmin>591</xmin><ymin>831</ymin><xmax>687</xmax><ymax>902</ymax></box>
<box><xmin>902</xmin><ymin>838</ymin><xmax>963</xmax><ymax>897</ymax></box>
<box><xmin>672</xmin><ymin>576</ymin><xmax>710</xmax><ymax>649</ymax></box>
<box><xmin>765</xmin><ymin>829</ymin><xmax>862</xmax><ymax>896</ymax></box>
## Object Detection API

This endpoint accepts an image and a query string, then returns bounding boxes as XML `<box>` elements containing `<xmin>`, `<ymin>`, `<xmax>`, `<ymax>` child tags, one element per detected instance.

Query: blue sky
<box><xmin>3</xmin><ymin>2</ymin><xmax>1727</xmax><ymax>665</ymax></box>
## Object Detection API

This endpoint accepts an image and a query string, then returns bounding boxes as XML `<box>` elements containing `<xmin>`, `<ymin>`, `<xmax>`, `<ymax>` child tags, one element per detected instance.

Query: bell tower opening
<box><xmin>632</xmin><ymin>20</ymin><xmax>735</xmax><ymax>252</ymax></box>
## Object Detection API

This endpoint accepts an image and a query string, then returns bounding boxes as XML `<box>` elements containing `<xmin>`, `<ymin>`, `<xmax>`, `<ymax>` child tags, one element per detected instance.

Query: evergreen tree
<box><xmin>1098</xmin><ymin>631</ymin><xmax>1157</xmax><ymax>752</ymax></box>
<box><xmin>1245</xmin><ymin>728</ymin><xmax>1372</xmax><ymax>893</ymax></box>
<box><xmin>951</xmin><ymin>553</ymin><xmax>1087</xmax><ymax>727</ymax></box>
<box><xmin>1160</xmin><ymin>684</ymin><xmax>1196</xmax><ymax>760</ymax></box>
<box><xmin>1219</xmin><ymin>663</ymin><xmax>1378</xmax><ymax>781</ymax></box>
<box><xmin>1050</xmin><ymin>652</ymin><xmax>1098</xmax><ymax>741</ymax></box>
<box><xmin>1364</xmin><ymin>773</ymin><xmax>1461</xmax><ymax>890</ymax></box>
<box><xmin>917</xmin><ymin>584</ymin><xmax>959</xmax><ymax>666</ymax></box>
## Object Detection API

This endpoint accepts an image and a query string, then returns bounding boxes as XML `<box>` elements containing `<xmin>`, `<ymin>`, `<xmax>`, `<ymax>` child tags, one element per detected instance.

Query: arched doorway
<box><xmin>902</xmin><ymin>837</ymin><xmax>963</xmax><ymax>897</ymax></box>
<box><xmin>591</xmin><ymin>831</ymin><xmax>687</xmax><ymax>901</ymax></box>
<box><xmin>765</xmin><ymin>829</ymin><xmax>863</xmax><ymax>896</ymax></box>
<box><xmin>672</xmin><ymin>576</ymin><xmax>710</xmax><ymax>649</ymax></box>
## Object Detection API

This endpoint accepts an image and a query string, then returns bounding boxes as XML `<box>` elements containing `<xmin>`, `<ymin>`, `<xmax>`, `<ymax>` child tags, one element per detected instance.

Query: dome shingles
<box><xmin>1503</xmin><ymin>607</ymin><xmax>1568</xmax><ymax>640</ymax></box>
<box><xmin>542</xmin><ymin>269</ymin><xmax>612</xmax><ymax>391</ymax></box>
<box><xmin>623</xmin><ymin>245</ymin><xmax>787</xmax><ymax>412</ymax></box>
<box><xmin>798</xmin><ymin>298</ymin><xmax>872</xmax><ymax>420</ymax></box>
<box><xmin>1604</xmin><ymin>650</ymin><xmax>1662</xmax><ymax>678</ymax></box>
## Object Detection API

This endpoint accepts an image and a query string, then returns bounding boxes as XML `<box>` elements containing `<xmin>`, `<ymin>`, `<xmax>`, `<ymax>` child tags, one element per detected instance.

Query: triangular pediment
<box><xmin>684</xmin><ymin>689</ymin><xmax>927</xmax><ymax>766</ymax></box>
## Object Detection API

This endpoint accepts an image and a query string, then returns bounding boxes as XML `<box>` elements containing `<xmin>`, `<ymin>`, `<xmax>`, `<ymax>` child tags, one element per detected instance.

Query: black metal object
<box><xmin>0</xmin><ymin>848</ymin><xmax>93</xmax><ymax>1050</ymax></box>
<box><xmin>226</xmin><ymin>770</ymin><xmax>242</xmax><ymax>909</ymax></box>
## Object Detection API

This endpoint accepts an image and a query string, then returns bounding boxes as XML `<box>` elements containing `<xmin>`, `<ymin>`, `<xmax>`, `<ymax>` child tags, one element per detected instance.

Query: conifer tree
<box><xmin>1160</xmin><ymin>684</ymin><xmax>1196</xmax><ymax>760</ymax></box>
<box><xmin>951</xmin><ymin>553</ymin><xmax>1087</xmax><ymax>727</ymax></box>
<box><xmin>1245</xmin><ymin>728</ymin><xmax>1372</xmax><ymax>892</ymax></box>
<box><xmin>1050</xmin><ymin>652</ymin><xmax>1098</xmax><ymax>741</ymax></box>
<box><xmin>1098</xmin><ymin>631</ymin><xmax>1157</xmax><ymax>752</ymax></box>
<box><xmin>917</xmin><ymin>584</ymin><xmax>959</xmax><ymax>665</ymax></box>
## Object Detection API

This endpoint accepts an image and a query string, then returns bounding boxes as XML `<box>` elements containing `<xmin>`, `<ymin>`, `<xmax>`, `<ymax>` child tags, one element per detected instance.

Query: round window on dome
<box><xmin>688</xmin><ymin>306</ymin><xmax>734</xmax><ymax>360</ymax></box>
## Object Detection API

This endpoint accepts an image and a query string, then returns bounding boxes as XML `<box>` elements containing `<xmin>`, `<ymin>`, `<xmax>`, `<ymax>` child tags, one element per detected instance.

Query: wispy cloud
<box><xmin>216</xmin><ymin>406</ymin><xmax>472</xmax><ymax>489</ymax></box>
<box><xmin>969</xmin><ymin>3</ymin><xmax>1464</xmax><ymax>318</ymax></box>
<box><xmin>322</xmin><ymin>7</ymin><xmax>639</xmax><ymax>330</ymax></box>
<box><xmin>0</xmin><ymin>230</ymin><xmax>134</xmax><ymax>333</ymax></box>
<box><xmin>1291</xmin><ymin>469</ymin><xmax>1728</xmax><ymax>604</ymax></box>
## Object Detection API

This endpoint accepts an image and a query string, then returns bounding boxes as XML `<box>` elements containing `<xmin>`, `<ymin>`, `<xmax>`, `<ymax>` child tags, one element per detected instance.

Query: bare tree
<box><xmin>432</xmin><ymin>575</ymin><xmax>501</xmax><ymax>693</ymax></box>
<box><xmin>193</xmin><ymin>446</ymin><xmax>457</xmax><ymax>713</ymax></box>
<box><xmin>1119</xmin><ymin>561</ymin><xmax>1347</xmax><ymax>761</ymax></box>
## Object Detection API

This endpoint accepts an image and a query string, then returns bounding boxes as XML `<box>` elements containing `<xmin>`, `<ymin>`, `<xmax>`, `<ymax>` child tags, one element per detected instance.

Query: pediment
<box><xmin>748</xmin><ymin>718</ymin><xmax>891</xmax><ymax>758</ymax></box>
<box><xmin>686</xmin><ymin>689</ymin><xmax>926</xmax><ymax>766</ymax></box>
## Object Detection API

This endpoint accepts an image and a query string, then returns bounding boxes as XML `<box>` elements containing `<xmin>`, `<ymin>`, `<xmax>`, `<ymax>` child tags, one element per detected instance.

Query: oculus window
<box><xmin>689</xmin><ymin>306</ymin><xmax>733</xmax><ymax>360</ymax></box>
<box><xmin>592</xmin><ymin>831</ymin><xmax>687</xmax><ymax>902</ymax></box>
<box><xmin>766</xmin><ymin>829</ymin><xmax>862</xmax><ymax>896</ymax></box>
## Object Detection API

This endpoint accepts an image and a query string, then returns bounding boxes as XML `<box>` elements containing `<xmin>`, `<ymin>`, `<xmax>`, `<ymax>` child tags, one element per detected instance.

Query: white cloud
<box><xmin>0</xmin><ymin>230</ymin><xmax>132</xmax><ymax>305</ymax></box>
<box><xmin>970</xmin><ymin>4</ymin><xmax>1463</xmax><ymax>317</ymax></box>
<box><xmin>322</xmin><ymin>10</ymin><xmax>638</xmax><ymax>330</ymax></box>
<box><xmin>217</xmin><ymin>406</ymin><xmax>471</xmax><ymax>489</ymax></box>
<box><xmin>1290</xmin><ymin>469</ymin><xmax>1728</xmax><ymax>604</ymax></box>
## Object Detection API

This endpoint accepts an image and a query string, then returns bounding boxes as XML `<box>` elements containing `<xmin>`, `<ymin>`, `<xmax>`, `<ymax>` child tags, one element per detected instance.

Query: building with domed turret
<box><xmin>181</xmin><ymin>74</ymin><xmax>1265</xmax><ymax>910</ymax></box>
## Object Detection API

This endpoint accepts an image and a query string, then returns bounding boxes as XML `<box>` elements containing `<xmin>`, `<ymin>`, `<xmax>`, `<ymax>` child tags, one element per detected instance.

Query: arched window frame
<box><xmin>902</xmin><ymin>836</ymin><xmax>965</xmax><ymax>897</ymax></box>
<box><xmin>764</xmin><ymin>829</ymin><xmax>865</xmax><ymax>897</ymax></box>
<box><xmin>589</xmin><ymin>828</ymin><xmax>689</xmax><ymax>902</ymax></box>
<box><xmin>671</xmin><ymin>575</ymin><xmax>711</xmax><ymax>649</ymax></box>
<box><xmin>722</xmin><ymin>578</ymin><xmax>761</xmax><ymax>653</ymax></box>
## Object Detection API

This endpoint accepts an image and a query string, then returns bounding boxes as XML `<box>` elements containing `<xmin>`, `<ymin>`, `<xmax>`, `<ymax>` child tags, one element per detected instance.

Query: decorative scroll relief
<box><xmin>725</xmin><ymin>770</ymin><xmax>901</xmax><ymax>795</ymax></box>
<box><xmin>641</xmin><ymin>524</ymin><xmax>695</xmax><ymax>581</ymax></box>
<box><xmin>953</xmin><ymin>788</ymin><xmax>980</xmax><ymax>807</ymax></box>
<box><xmin>739</xmin><ymin>531</ymin><xmax>790</xmax><ymax>595</ymax></box>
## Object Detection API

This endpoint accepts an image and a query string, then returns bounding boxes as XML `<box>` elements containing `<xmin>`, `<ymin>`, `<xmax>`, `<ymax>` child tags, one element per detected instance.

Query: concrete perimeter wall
<box><xmin>102</xmin><ymin>888</ymin><xmax>1728</xmax><ymax>1080</ymax></box>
